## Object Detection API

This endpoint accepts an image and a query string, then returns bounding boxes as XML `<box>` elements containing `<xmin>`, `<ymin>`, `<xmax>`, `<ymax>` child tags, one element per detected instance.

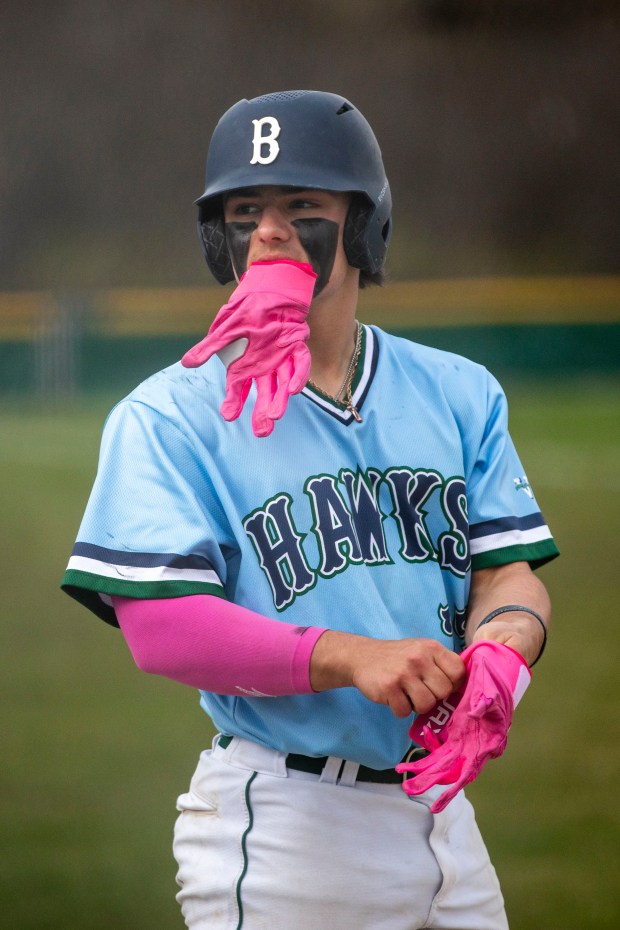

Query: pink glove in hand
<box><xmin>396</xmin><ymin>641</ymin><xmax>532</xmax><ymax>813</ymax></box>
<box><xmin>181</xmin><ymin>260</ymin><xmax>317</xmax><ymax>437</ymax></box>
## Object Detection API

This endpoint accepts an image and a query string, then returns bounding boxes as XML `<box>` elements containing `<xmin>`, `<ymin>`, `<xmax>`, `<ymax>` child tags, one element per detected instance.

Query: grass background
<box><xmin>1</xmin><ymin>373</ymin><xmax>619</xmax><ymax>929</ymax></box>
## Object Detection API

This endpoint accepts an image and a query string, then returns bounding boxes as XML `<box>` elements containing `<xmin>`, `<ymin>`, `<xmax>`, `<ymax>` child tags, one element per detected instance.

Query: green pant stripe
<box><xmin>235</xmin><ymin>771</ymin><xmax>258</xmax><ymax>930</ymax></box>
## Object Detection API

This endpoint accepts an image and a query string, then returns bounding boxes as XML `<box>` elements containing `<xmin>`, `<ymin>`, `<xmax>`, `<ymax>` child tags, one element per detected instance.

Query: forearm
<box><xmin>465</xmin><ymin>561</ymin><xmax>551</xmax><ymax>666</ymax></box>
<box><xmin>113</xmin><ymin>594</ymin><xmax>326</xmax><ymax>696</ymax></box>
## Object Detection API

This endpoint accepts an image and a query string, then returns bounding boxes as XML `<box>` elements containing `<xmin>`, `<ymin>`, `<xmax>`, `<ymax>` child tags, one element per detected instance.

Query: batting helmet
<box><xmin>196</xmin><ymin>90</ymin><xmax>392</xmax><ymax>284</ymax></box>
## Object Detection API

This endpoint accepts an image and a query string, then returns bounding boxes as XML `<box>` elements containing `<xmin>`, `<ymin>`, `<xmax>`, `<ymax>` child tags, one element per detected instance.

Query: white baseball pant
<box><xmin>173</xmin><ymin>735</ymin><xmax>509</xmax><ymax>930</ymax></box>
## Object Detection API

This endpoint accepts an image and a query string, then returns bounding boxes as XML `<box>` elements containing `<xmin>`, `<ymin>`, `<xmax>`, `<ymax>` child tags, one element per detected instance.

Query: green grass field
<box><xmin>1</xmin><ymin>375</ymin><xmax>619</xmax><ymax>929</ymax></box>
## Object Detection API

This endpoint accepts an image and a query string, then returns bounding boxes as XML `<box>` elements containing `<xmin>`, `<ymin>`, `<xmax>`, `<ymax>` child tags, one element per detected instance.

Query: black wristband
<box><xmin>475</xmin><ymin>604</ymin><xmax>547</xmax><ymax>667</ymax></box>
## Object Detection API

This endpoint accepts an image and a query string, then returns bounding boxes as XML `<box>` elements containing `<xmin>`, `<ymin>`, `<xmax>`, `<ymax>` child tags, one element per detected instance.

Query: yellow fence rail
<box><xmin>1</xmin><ymin>274</ymin><xmax>619</xmax><ymax>342</ymax></box>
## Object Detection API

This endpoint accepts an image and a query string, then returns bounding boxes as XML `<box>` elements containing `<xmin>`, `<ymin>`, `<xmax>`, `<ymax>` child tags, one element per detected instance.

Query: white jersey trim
<box><xmin>66</xmin><ymin>554</ymin><xmax>222</xmax><ymax>587</ymax></box>
<box><xmin>470</xmin><ymin>523</ymin><xmax>552</xmax><ymax>556</ymax></box>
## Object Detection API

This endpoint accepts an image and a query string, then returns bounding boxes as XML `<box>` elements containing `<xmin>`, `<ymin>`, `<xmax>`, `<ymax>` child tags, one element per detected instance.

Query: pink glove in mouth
<box><xmin>396</xmin><ymin>641</ymin><xmax>531</xmax><ymax>813</ymax></box>
<box><xmin>182</xmin><ymin>260</ymin><xmax>317</xmax><ymax>437</ymax></box>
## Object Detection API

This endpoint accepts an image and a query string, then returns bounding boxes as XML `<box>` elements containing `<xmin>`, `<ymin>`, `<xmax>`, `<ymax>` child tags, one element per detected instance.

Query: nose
<box><xmin>255</xmin><ymin>206</ymin><xmax>292</xmax><ymax>243</ymax></box>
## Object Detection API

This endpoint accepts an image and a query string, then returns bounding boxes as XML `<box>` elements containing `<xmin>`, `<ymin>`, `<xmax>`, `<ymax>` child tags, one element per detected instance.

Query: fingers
<box><xmin>381</xmin><ymin>674</ymin><xmax>446</xmax><ymax>719</ymax></box>
<box><xmin>267</xmin><ymin>361</ymin><xmax>294</xmax><ymax>421</ymax></box>
<box><xmin>252</xmin><ymin>366</ymin><xmax>298</xmax><ymax>437</ymax></box>
<box><xmin>287</xmin><ymin>343</ymin><xmax>312</xmax><ymax>395</ymax></box>
<box><xmin>430</xmin><ymin>781</ymin><xmax>465</xmax><ymax>814</ymax></box>
<box><xmin>403</xmin><ymin>747</ymin><xmax>465</xmax><ymax>786</ymax></box>
<box><xmin>251</xmin><ymin>374</ymin><xmax>278</xmax><ymax>437</ymax></box>
<box><xmin>251</xmin><ymin>412</ymin><xmax>275</xmax><ymax>438</ymax></box>
<box><xmin>181</xmin><ymin>334</ymin><xmax>219</xmax><ymax>368</ymax></box>
<box><xmin>220</xmin><ymin>374</ymin><xmax>252</xmax><ymax>421</ymax></box>
<box><xmin>223</xmin><ymin>353</ymin><xmax>307</xmax><ymax>436</ymax></box>
<box><xmin>267</xmin><ymin>348</ymin><xmax>311</xmax><ymax>415</ymax></box>
<box><xmin>402</xmin><ymin>652</ymin><xmax>466</xmax><ymax>715</ymax></box>
<box><xmin>437</xmin><ymin>648</ymin><xmax>468</xmax><ymax>689</ymax></box>
<box><xmin>387</xmin><ymin>691</ymin><xmax>417</xmax><ymax>719</ymax></box>
<box><xmin>417</xmin><ymin>727</ymin><xmax>443</xmax><ymax>753</ymax></box>
<box><xmin>399</xmin><ymin>745</ymin><xmax>469</xmax><ymax>811</ymax></box>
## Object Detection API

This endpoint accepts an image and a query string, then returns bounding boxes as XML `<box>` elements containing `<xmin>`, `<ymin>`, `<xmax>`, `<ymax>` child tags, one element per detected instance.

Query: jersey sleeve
<box><xmin>465</xmin><ymin>371</ymin><xmax>559</xmax><ymax>572</ymax></box>
<box><xmin>61</xmin><ymin>399</ymin><xmax>232</xmax><ymax>626</ymax></box>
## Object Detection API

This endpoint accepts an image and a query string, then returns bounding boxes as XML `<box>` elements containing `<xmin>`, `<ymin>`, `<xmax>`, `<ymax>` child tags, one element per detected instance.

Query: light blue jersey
<box><xmin>62</xmin><ymin>325</ymin><xmax>558</xmax><ymax>768</ymax></box>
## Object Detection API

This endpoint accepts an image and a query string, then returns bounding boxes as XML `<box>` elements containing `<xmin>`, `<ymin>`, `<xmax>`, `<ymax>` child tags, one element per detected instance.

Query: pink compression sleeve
<box><xmin>112</xmin><ymin>594</ymin><xmax>326</xmax><ymax>697</ymax></box>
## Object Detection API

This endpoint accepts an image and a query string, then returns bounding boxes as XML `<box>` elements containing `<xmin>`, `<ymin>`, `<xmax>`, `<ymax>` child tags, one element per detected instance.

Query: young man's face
<box><xmin>223</xmin><ymin>185</ymin><xmax>352</xmax><ymax>296</ymax></box>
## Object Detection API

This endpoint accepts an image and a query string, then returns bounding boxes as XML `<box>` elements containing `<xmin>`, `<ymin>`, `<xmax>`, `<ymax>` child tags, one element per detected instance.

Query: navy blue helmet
<box><xmin>196</xmin><ymin>90</ymin><xmax>392</xmax><ymax>284</ymax></box>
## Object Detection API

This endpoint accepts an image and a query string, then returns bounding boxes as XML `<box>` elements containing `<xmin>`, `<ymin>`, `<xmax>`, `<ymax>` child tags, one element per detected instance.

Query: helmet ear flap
<box><xmin>344</xmin><ymin>196</ymin><xmax>390</xmax><ymax>276</ymax></box>
<box><xmin>343</xmin><ymin>197</ymin><xmax>373</xmax><ymax>271</ymax></box>
<box><xmin>198</xmin><ymin>215</ymin><xmax>235</xmax><ymax>285</ymax></box>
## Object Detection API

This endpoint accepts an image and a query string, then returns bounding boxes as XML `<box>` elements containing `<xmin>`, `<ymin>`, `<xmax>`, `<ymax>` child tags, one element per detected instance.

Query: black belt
<box><xmin>218</xmin><ymin>735</ymin><xmax>427</xmax><ymax>784</ymax></box>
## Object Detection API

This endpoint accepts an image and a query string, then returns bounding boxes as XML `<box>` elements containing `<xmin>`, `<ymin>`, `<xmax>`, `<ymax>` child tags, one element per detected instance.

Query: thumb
<box><xmin>181</xmin><ymin>334</ymin><xmax>220</xmax><ymax>368</ymax></box>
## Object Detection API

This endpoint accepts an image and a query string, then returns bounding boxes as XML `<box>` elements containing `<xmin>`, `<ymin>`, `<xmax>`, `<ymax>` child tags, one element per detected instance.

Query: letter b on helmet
<box><xmin>250</xmin><ymin>117</ymin><xmax>281</xmax><ymax>165</ymax></box>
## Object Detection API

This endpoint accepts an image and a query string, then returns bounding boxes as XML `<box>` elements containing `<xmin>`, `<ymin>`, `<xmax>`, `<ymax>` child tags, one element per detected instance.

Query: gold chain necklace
<box><xmin>307</xmin><ymin>321</ymin><xmax>363</xmax><ymax>422</ymax></box>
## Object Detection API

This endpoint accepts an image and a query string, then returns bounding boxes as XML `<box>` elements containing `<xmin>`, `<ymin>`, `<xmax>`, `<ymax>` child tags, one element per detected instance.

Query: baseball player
<box><xmin>62</xmin><ymin>90</ymin><xmax>559</xmax><ymax>929</ymax></box>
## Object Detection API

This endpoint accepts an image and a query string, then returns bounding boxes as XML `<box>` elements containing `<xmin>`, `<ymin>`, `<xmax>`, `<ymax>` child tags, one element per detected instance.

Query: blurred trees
<box><xmin>0</xmin><ymin>0</ymin><xmax>618</xmax><ymax>289</ymax></box>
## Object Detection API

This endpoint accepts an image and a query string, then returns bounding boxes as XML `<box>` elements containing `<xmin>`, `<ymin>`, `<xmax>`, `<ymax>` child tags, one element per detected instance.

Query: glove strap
<box><xmin>475</xmin><ymin>604</ymin><xmax>547</xmax><ymax>667</ymax></box>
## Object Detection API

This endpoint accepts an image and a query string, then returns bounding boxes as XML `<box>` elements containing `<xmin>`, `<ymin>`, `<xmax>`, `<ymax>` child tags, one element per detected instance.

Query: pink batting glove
<box><xmin>181</xmin><ymin>260</ymin><xmax>316</xmax><ymax>437</ymax></box>
<box><xmin>396</xmin><ymin>641</ymin><xmax>532</xmax><ymax>813</ymax></box>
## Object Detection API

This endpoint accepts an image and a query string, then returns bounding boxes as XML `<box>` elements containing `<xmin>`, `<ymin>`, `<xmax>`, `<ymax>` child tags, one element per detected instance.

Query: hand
<box><xmin>396</xmin><ymin>640</ymin><xmax>531</xmax><ymax>812</ymax></box>
<box><xmin>310</xmin><ymin>631</ymin><xmax>466</xmax><ymax>718</ymax></box>
<box><xmin>181</xmin><ymin>260</ymin><xmax>317</xmax><ymax>437</ymax></box>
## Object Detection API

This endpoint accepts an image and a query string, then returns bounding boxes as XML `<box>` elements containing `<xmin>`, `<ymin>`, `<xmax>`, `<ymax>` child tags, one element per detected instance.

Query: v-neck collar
<box><xmin>302</xmin><ymin>325</ymin><xmax>378</xmax><ymax>424</ymax></box>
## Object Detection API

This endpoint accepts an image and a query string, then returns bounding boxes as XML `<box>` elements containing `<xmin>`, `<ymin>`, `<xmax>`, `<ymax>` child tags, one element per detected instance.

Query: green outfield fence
<box><xmin>1</xmin><ymin>275</ymin><xmax>618</xmax><ymax>398</ymax></box>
